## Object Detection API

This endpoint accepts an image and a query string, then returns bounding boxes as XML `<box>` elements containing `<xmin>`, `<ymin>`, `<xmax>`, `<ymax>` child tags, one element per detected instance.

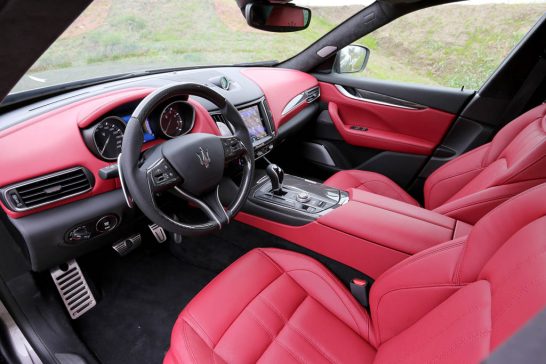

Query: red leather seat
<box><xmin>165</xmin><ymin>183</ymin><xmax>546</xmax><ymax>363</ymax></box>
<box><xmin>324</xmin><ymin>103</ymin><xmax>546</xmax><ymax>223</ymax></box>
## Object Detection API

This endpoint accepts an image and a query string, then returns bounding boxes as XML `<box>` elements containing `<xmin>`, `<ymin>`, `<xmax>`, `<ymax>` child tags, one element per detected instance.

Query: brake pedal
<box><xmin>50</xmin><ymin>260</ymin><xmax>96</xmax><ymax>319</ymax></box>
<box><xmin>148</xmin><ymin>224</ymin><xmax>167</xmax><ymax>243</ymax></box>
<box><xmin>112</xmin><ymin>234</ymin><xmax>142</xmax><ymax>256</ymax></box>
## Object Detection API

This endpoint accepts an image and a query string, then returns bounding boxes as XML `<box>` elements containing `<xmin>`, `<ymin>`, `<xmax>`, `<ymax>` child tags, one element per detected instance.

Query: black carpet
<box><xmin>73</xmin><ymin>221</ymin><xmax>370</xmax><ymax>364</ymax></box>
<box><xmin>74</xmin><ymin>244</ymin><xmax>218</xmax><ymax>364</ymax></box>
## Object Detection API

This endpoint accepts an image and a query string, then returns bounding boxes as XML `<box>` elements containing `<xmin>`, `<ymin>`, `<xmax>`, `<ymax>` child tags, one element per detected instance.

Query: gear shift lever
<box><xmin>266</xmin><ymin>164</ymin><xmax>284</xmax><ymax>195</ymax></box>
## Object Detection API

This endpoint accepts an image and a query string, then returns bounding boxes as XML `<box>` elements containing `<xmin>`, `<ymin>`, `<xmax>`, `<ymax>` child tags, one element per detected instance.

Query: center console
<box><xmin>245</xmin><ymin>164</ymin><xmax>348</xmax><ymax>225</ymax></box>
<box><xmin>239</xmin><ymin>163</ymin><xmax>472</xmax><ymax>279</ymax></box>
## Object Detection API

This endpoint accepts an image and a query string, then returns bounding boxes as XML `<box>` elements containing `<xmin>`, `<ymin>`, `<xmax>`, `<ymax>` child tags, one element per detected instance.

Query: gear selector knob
<box><xmin>266</xmin><ymin>164</ymin><xmax>284</xmax><ymax>195</ymax></box>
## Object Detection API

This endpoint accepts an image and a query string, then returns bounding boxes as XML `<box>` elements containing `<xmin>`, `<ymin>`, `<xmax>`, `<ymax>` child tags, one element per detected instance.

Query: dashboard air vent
<box><xmin>211</xmin><ymin>113</ymin><xmax>227</xmax><ymax>125</ymax></box>
<box><xmin>2</xmin><ymin>167</ymin><xmax>93</xmax><ymax>211</ymax></box>
<box><xmin>211</xmin><ymin>113</ymin><xmax>234</xmax><ymax>136</ymax></box>
<box><xmin>306</xmin><ymin>86</ymin><xmax>320</xmax><ymax>103</ymax></box>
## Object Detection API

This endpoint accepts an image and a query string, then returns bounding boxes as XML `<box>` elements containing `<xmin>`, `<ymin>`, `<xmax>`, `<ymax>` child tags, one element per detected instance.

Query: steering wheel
<box><xmin>119</xmin><ymin>83</ymin><xmax>255</xmax><ymax>236</ymax></box>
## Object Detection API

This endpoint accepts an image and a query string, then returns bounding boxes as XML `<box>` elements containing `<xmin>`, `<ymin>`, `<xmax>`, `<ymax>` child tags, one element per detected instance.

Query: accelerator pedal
<box><xmin>148</xmin><ymin>224</ymin><xmax>167</xmax><ymax>243</ymax></box>
<box><xmin>50</xmin><ymin>260</ymin><xmax>96</xmax><ymax>319</ymax></box>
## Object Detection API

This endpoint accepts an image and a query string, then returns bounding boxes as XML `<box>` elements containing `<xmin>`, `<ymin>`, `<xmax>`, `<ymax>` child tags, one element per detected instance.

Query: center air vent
<box><xmin>2</xmin><ymin>167</ymin><xmax>94</xmax><ymax>212</ymax></box>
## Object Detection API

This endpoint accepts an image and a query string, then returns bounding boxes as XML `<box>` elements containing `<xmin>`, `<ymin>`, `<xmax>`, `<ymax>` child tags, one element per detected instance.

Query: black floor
<box><xmin>73</xmin><ymin>221</ymin><xmax>369</xmax><ymax>364</ymax></box>
<box><xmin>74</xmin><ymin>245</ymin><xmax>217</xmax><ymax>364</ymax></box>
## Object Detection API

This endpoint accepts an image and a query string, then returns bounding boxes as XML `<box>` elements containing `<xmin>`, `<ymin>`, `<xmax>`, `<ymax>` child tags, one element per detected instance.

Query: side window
<box><xmin>340</xmin><ymin>3</ymin><xmax>546</xmax><ymax>90</ymax></box>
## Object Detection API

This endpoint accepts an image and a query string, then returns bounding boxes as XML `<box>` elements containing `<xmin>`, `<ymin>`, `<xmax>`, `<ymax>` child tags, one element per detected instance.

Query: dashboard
<box><xmin>0</xmin><ymin>67</ymin><xmax>318</xmax><ymax>218</ymax></box>
<box><xmin>0</xmin><ymin>66</ymin><xmax>319</xmax><ymax>271</ymax></box>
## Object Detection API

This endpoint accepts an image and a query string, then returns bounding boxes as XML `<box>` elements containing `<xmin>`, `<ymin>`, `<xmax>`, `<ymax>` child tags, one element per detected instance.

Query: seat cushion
<box><xmin>164</xmin><ymin>248</ymin><xmax>376</xmax><ymax>364</ymax></box>
<box><xmin>323</xmin><ymin>170</ymin><xmax>420</xmax><ymax>206</ymax></box>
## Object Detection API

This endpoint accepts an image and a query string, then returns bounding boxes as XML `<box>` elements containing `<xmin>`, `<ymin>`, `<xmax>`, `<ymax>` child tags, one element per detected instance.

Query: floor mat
<box><xmin>74</xmin><ymin>245</ymin><xmax>217</xmax><ymax>364</ymax></box>
<box><xmin>73</xmin><ymin>221</ymin><xmax>369</xmax><ymax>364</ymax></box>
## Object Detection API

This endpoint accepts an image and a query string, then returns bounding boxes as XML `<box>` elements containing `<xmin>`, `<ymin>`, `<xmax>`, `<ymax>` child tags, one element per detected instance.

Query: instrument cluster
<box><xmin>82</xmin><ymin>99</ymin><xmax>195</xmax><ymax>161</ymax></box>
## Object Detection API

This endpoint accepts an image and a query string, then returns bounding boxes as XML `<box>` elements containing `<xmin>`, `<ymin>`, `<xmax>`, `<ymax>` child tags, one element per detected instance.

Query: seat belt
<box><xmin>350</xmin><ymin>278</ymin><xmax>369</xmax><ymax>308</ymax></box>
<box><xmin>499</xmin><ymin>51</ymin><xmax>546</xmax><ymax>126</ymax></box>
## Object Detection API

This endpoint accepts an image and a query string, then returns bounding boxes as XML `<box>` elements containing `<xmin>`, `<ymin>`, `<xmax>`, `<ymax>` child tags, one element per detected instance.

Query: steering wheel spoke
<box><xmin>221</xmin><ymin>136</ymin><xmax>247</xmax><ymax>163</ymax></box>
<box><xmin>173</xmin><ymin>186</ymin><xmax>229</xmax><ymax>228</ymax></box>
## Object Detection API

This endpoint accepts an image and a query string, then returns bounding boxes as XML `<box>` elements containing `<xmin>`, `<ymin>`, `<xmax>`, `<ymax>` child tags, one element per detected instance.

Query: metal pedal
<box><xmin>148</xmin><ymin>224</ymin><xmax>167</xmax><ymax>243</ymax></box>
<box><xmin>50</xmin><ymin>260</ymin><xmax>96</xmax><ymax>320</ymax></box>
<box><xmin>112</xmin><ymin>234</ymin><xmax>142</xmax><ymax>256</ymax></box>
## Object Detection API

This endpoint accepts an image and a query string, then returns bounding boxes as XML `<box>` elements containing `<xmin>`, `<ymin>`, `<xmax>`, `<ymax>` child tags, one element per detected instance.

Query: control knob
<box><xmin>296</xmin><ymin>192</ymin><xmax>311</xmax><ymax>203</ymax></box>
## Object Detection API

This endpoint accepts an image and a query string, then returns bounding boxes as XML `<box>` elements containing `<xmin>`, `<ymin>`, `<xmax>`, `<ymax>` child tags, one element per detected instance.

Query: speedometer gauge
<box><xmin>92</xmin><ymin>116</ymin><xmax>125</xmax><ymax>160</ymax></box>
<box><xmin>158</xmin><ymin>101</ymin><xmax>195</xmax><ymax>138</ymax></box>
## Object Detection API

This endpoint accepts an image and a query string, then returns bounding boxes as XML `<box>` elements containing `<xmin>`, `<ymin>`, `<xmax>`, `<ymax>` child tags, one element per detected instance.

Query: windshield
<box><xmin>10</xmin><ymin>0</ymin><xmax>366</xmax><ymax>94</ymax></box>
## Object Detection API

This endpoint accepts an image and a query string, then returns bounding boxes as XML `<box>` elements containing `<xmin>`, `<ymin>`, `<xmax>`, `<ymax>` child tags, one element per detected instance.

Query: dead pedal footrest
<box><xmin>50</xmin><ymin>259</ymin><xmax>96</xmax><ymax>319</ymax></box>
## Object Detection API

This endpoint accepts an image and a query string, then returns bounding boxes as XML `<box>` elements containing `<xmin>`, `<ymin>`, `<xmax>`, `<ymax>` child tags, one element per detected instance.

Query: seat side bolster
<box><xmin>261</xmin><ymin>248</ymin><xmax>374</xmax><ymax>345</ymax></box>
<box><xmin>370</xmin><ymin>238</ymin><xmax>467</xmax><ymax>344</ymax></box>
<box><xmin>424</xmin><ymin>144</ymin><xmax>489</xmax><ymax>210</ymax></box>
<box><xmin>166</xmin><ymin>317</ymin><xmax>228</xmax><ymax>364</ymax></box>
<box><xmin>433</xmin><ymin>179</ymin><xmax>546</xmax><ymax>224</ymax></box>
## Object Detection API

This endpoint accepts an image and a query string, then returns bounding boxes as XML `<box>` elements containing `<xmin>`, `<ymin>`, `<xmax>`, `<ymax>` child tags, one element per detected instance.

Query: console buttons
<box><xmin>296</xmin><ymin>192</ymin><xmax>311</xmax><ymax>203</ymax></box>
<box><xmin>96</xmin><ymin>214</ymin><xmax>119</xmax><ymax>233</ymax></box>
<box><xmin>68</xmin><ymin>226</ymin><xmax>92</xmax><ymax>242</ymax></box>
<box><xmin>222</xmin><ymin>137</ymin><xmax>244</xmax><ymax>161</ymax></box>
<box><xmin>66</xmin><ymin>214</ymin><xmax>120</xmax><ymax>243</ymax></box>
<box><xmin>150</xmin><ymin>160</ymin><xmax>180</xmax><ymax>190</ymax></box>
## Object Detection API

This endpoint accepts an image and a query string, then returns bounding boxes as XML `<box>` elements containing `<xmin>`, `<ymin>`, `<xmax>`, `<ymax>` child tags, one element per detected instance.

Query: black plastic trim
<box><xmin>277</xmin><ymin>103</ymin><xmax>319</xmax><ymax>140</ymax></box>
<box><xmin>9</xmin><ymin>190</ymin><xmax>134</xmax><ymax>271</ymax></box>
<box><xmin>315</xmin><ymin>73</ymin><xmax>474</xmax><ymax>114</ymax></box>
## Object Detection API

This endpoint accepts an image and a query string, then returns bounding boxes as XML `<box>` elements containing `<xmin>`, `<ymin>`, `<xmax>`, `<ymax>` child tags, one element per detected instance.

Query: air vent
<box><xmin>2</xmin><ymin>167</ymin><xmax>93</xmax><ymax>211</ymax></box>
<box><xmin>306</xmin><ymin>86</ymin><xmax>320</xmax><ymax>103</ymax></box>
<box><xmin>211</xmin><ymin>113</ymin><xmax>234</xmax><ymax>136</ymax></box>
<box><xmin>211</xmin><ymin>113</ymin><xmax>227</xmax><ymax>125</ymax></box>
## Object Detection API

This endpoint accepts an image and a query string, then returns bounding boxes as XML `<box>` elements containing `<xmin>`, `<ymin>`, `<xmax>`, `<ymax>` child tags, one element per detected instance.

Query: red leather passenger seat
<box><xmin>325</xmin><ymin>103</ymin><xmax>546</xmax><ymax>223</ymax></box>
<box><xmin>165</xmin><ymin>183</ymin><xmax>546</xmax><ymax>363</ymax></box>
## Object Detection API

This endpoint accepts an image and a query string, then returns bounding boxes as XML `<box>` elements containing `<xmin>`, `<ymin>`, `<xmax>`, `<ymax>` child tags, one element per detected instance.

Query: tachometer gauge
<box><xmin>92</xmin><ymin>116</ymin><xmax>125</xmax><ymax>160</ymax></box>
<box><xmin>159</xmin><ymin>101</ymin><xmax>194</xmax><ymax>138</ymax></box>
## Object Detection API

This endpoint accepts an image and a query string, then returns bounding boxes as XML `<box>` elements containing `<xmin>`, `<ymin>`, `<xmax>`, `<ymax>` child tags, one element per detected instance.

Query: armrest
<box><xmin>317</xmin><ymin>189</ymin><xmax>470</xmax><ymax>254</ymax></box>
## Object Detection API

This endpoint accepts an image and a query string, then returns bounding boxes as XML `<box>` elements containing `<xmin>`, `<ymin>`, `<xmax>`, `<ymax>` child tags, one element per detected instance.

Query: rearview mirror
<box><xmin>335</xmin><ymin>45</ymin><xmax>370</xmax><ymax>74</ymax></box>
<box><xmin>244</xmin><ymin>3</ymin><xmax>311</xmax><ymax>32</ymax></box>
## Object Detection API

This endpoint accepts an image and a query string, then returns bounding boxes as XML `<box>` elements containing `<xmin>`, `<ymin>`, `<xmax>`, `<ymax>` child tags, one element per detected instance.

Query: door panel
<box><xmin>291</xmin><ymin>76</ymin><xmax>474</xmax><ymax>191</ymax></box>
<box><xmin>320</xmin><ymin>82</ymin><xmax>459</xmax><ymax>155</ymax></box>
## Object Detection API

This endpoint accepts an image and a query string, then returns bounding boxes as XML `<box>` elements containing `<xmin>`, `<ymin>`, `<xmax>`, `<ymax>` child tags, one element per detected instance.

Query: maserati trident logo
<box><xmin>197</xmin><ymin>147</ymin><xmax>211</xmax><ymax>168</ymax></box>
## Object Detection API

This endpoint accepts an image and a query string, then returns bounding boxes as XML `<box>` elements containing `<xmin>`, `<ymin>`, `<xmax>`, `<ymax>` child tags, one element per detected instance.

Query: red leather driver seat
<box><xmin>324</xmin><ymin>103</ymin><xmax>546</xmax><ymax>224</ymax></box>
<box><xmin>165</xmin><ymin>183</ymin><xmax>546</xmax><ymax>363</ymax></box>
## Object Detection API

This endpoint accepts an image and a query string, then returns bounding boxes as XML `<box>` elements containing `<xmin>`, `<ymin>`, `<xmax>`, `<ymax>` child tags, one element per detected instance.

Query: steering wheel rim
<box><xmin>119</xmin><ymin>82</ymin><xmax>255</xmax><ymax>236</ymax></box>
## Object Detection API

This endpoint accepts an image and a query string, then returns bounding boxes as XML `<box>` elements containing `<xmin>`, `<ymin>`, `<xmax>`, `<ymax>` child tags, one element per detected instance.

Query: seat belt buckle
<box><xmin>350</xmin><ymin>278</ymin><xmax>369</xmax><ymax>309</ymax></box>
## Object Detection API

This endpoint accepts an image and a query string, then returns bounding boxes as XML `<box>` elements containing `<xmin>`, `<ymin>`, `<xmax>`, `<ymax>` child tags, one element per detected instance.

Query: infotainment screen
<box><xmin>239</xmin><ymin>105</ymin><xmax>268</xmax><ymax>142</ymax></box>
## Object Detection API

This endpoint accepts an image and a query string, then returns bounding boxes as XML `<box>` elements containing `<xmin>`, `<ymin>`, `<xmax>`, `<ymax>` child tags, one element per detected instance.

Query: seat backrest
<box><xmin>373</xmin><ymin>183</ymin><xmax>546</xmax><ymax>363</ymax></box>
<box><xmin>423</xmin><ymin>103</ymin><xmax>546</xmax><ymax>224</ymax></box>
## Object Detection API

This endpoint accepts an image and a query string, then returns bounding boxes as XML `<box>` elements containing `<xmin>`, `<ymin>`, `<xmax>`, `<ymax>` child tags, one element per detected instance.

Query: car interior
<box><xmin>0</xmin><ymin>0</ymin><xmax>546</xmax><ymax>363</ymax></box>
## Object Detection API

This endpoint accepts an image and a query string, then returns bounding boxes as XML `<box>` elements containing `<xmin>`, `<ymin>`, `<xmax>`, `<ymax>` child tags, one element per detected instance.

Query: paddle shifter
<box><xmin>266</xmin><ymin>164</ymin><xmax>284</xmax><ymax>195</ymax></box>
